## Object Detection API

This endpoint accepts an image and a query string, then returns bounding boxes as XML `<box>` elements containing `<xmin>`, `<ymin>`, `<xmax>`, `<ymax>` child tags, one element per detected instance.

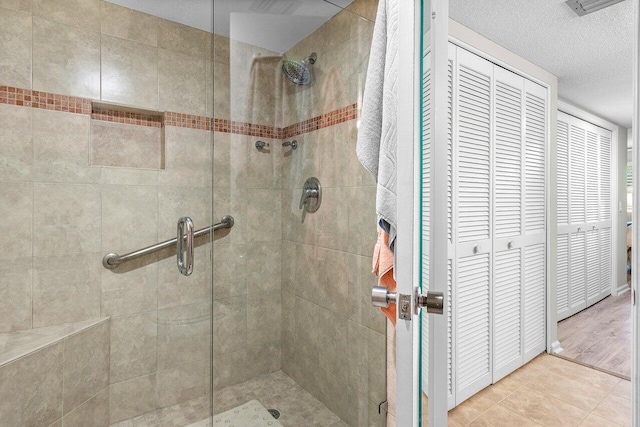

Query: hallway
<box><xmin>421</xmin><ymin>354</ymin><xmax>631</xmax><ymax>426</ymax></box>
<box><xmin>558</xmin><ymin>292</ymin><xmax>631</xmax><ymax>378</ymax></box>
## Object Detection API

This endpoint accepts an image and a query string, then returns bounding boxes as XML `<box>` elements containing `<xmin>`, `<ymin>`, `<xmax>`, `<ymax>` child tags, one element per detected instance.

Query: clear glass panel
<box><xmin>0</xmin><ymin>0</ymin><xmax>214</xmax><ymax>425</ymax></box>
<box><xmin>211</xmin><ymin>1</ymin><xmax>386</xmax><ymax>425</ymax></box>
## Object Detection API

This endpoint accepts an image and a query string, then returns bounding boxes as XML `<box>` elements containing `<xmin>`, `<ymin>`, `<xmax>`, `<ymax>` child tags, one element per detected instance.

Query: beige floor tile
<box><xmin>610</xmin><ymin>380</ymin><xmax>631</xmax><ymax>399</ymax></box>
<box><xmin>507</xmin><ymin>356</ymin><xmax>548</xmax><ymax>384</ymax></box>
<box><xmin>468</xmin><ymin>405</ymin><xmax>541</xmax><ymax>427</ymax></box>
<box><xmin>530</xmin><ymin>355</ymin><xmax>619</xmax><ymax>392</ymax></box>
<box><xmin>500</xmin><ymin>385</ymin><xmax>588</xmax><ymax>426</ymax></box>
<box><xmin>527</xmin><ymin>369</ymin><xmax>609</xmax><ymax>411</ymax></box>
<box><xmin>590</xmin><ymin>394</ymin><xmax>632</xmax><ymax>427</ymax></box>
<box><xmin>474</xmin><ymin>373</ymin><xmax>525</xmax><ymax>403</ymax></box>
<box><xmin>448</xmin><ymin>393</ymin><xmax>497</xmax><ymax>426</ymax></box>
<box><xmin>579</xmin><ymin>413</ymin><xmax>623</xmax><ymax>427</ymax></box>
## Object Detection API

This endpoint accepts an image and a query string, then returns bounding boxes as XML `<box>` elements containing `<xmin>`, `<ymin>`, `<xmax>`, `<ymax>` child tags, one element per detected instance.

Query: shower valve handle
<box><xmin>298</xmin><ymin>177</ymin><xmax>322</xmax><ymax>213</ymax></box>
<box><xmin>299</xmin><ymin>188</ymin><xmax>319</xmax><ymax>209</ymax></box>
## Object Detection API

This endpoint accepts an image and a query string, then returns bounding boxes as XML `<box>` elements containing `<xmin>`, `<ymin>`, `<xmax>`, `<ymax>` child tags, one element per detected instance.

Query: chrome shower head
<box><xmin>282</xmin><ymin>52</ymin><xmax>317</xmax><ymax>85</ymax></box>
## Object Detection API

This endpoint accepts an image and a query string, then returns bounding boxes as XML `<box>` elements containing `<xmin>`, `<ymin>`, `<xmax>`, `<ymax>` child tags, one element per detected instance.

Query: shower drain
<box><xmin>268</xmin><ymin>409</ymin><xmax>281</xmax><ymax>419</ymax></box>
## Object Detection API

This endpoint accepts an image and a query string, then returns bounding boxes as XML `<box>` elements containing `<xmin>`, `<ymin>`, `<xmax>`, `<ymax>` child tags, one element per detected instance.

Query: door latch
<box><xmin>371</xmin><ymin>286</ymin><xmax>444</xmax><ymax>319</ymax></box>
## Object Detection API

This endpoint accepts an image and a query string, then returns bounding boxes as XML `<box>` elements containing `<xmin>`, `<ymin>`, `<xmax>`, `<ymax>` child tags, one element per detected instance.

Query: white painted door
<box><xmin>394</xmin><ymin>0</ymin><xmax>450</xmax><ymax>425</ymax></box>
<box><xmin>556</xmin><ymin>111</ymin><xmax>614</xmax><ymax>321</ymax></box>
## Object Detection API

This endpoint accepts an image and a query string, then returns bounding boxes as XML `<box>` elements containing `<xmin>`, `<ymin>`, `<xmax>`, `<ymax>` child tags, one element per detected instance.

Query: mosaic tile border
<box><xmin>0</xmin><ymin>86</ymin><xmax>359</xmax><ymax>137</ymax></box>
<box><xmin>93</xmin><ymin>108</ymin><xmax>163</xmax><ymax>128</ymax></box>
<box><xmin>282</xmin><ymin>103</ymin><xmax>359</xmax><ymax>139</ymax></box>
<box><xmin>0</xmin><ymin>86</ymin><xmax>91</xmax><ymax>114</ymax></box>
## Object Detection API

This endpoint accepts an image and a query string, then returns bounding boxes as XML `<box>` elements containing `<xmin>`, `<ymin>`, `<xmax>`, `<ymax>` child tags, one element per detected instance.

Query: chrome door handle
<box><xmin>372</xmin><ymin>285</ymin><xmax>397</xmax><ymax>308</ymax></box>
<box><xmin>177</xmin><ymin>217</ymin><xmax>194</xmax><ymax>276</ymax></box>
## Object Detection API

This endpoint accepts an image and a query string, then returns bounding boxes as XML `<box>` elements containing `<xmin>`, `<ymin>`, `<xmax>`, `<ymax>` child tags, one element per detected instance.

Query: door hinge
<box><xmin>633</xmin><ymin>289</ymin><xmax>636</xmax><ymax>306</ymax></box>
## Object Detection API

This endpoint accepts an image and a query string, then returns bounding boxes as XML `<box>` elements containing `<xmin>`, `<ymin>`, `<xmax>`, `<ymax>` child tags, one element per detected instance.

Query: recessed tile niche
<box><xmin>90</xmin><ymin>102</ymin><xmax>164</xmax><ymax>170</ymax></box>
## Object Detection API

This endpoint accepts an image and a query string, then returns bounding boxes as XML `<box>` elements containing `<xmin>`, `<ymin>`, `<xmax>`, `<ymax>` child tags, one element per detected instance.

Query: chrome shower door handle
<box><xmin>177</xmin><ymin>217</ymin><xmax>194</xmax><ymax>276</ymax></box>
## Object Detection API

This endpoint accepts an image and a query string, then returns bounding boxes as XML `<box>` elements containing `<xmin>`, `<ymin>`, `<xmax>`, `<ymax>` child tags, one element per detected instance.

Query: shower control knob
<box><xmin>255</xmin><ymin>141</ymin><xmax>269</xmax><ymax>150</ymax></box>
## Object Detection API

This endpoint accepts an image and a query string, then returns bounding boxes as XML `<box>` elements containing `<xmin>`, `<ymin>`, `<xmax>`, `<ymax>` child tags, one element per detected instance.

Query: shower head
<box><xmin>282</xmin><ymin>52</ymin><xmax>317</xmax><ymax>85</ymax></box>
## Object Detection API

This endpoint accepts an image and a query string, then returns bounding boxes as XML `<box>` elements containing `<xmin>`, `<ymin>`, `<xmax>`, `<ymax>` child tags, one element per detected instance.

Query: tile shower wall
<box><xmin>0</xmin><ymin>1</ymin><xmax>213</xmax><ymax>423</ymax></box>
<box><xmin>278</xmin><ymin>5</ymin><xmax>386</xmax><ymax>426</ymax></box>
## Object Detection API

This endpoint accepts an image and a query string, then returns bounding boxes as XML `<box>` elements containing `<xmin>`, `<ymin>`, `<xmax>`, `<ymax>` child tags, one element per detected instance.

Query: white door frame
<box><xmin>400</xmin><ymin>1</ymin><xmax>640</xmax><ymax>426</ymax></box>
<box><xmin>631</xmin><ymin>2</ymin><xmax>639</xmax><ymax>425</ymax></box>
<box><xmin>396</xmin><ymin>0</ymin><xmax>450</xmax><ymax>426</ymax></box>
<box><xmin>395</xmin><ymin>0</ymin><xmax>420</xmax><ymax>424</ymax></box>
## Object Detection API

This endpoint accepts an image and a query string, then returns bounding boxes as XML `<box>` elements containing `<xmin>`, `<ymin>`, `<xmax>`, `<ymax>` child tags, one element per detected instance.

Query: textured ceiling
<box><xmin>450</xmin><ymin>0</ymin><xmax>634</xmax><ymax>128</ymax></box>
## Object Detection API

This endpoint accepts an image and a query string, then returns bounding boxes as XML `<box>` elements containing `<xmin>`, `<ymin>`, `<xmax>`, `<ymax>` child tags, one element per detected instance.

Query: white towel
<box><xmin>356</xmin><ymin>0</ymin><xmax>399</xmax><ymax>250</ymax></box>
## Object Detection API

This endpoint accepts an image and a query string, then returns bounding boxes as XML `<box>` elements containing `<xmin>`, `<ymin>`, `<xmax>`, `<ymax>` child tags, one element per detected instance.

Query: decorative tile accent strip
<box><xmin>0</xmin><ymin>86</ymin><xmax>91</xmax><ymax>114</ymax></box>
<box><xmin>93</xmin><ymin>108</ymin><xmax>163</xmax><ymax>128</ymax></box>
<box><xmin>164</xmin><ymin>112</ymin><xmax>213</xmax><ymax>131</ymax></box>
<box><xmin>282</xmin><ymin>103</ymin><xmax>359</xmax><ymax>139</ymax></box>
<box><xmin>0</xmin><ymin>85</ymin><xmax>359</xmax><ymax>137</ymax></box>
<box><xmin>213</xmin><ymin>119</ymin><xmax>281</xmax><ymax>138</ymax></box>
<box><xmin>32</xmin><ymin>91</ymin><xmax>92</xmax><ymax>114</ymax></box>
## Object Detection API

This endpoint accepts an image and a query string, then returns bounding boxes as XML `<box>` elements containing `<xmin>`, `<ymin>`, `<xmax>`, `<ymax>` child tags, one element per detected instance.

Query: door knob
<box><xmin>372</xmin><ymin>285</ymin><xmax>397</xmax><ymax>308</ymax></box>
<box><xmin>416</xmin><ymin>289</ymin><xmax>445</xmax><ymax>315</ymax></box>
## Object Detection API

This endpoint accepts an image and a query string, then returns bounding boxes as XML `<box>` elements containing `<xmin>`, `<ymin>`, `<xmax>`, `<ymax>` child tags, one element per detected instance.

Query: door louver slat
<box><xmin>557</xmin><ymin>120</ymin><xmax>569</xmax><ymax>225</ymax></box>
<box><xmin>524</xmin><ymin>93</ymin><xmax>546</xmax><ymax>233</ymax></box>
<box><xmin>524</xmin><ymin>243</ymin><xmax>545</xmax><ymax>354</ymax></box>
<box><xmin>557</xmin><ymin>234</ymin><xmax>570</xmax><ymax>314</ymax></box>
<box><xmin>458</xmin><ymin>64</ymin><xmax>491</xmax><ymax>242</ymax></box>
<box><xmin>494</xmin><ymin>249</ymin><xmax>522</xmax><ymax>371</ymax></box>
<box><xmin>495</xmin><ymin>80</ymin><xmax>522</xmax><ymax>238</ymax></box>
<box><xmin>458</xmin><ymin>253</ymin><xmax>491</xmax><ymax>389</ymax></box>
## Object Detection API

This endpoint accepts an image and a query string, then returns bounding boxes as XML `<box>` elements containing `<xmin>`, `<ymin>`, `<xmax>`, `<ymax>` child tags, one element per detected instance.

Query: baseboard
<box><xmin>550</xmin><ymin>340</ymin><xmax>563</xmax><ymax>355</ymax></box>
<box><xmin>615</xmin><ymin>283</ymin><xmax>631</xmax><ymax>296</ymax></box>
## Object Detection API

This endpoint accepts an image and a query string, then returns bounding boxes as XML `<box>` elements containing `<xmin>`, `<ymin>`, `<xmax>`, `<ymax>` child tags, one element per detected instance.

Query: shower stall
<box><xmin>0</xmin><ymin>0</ymin><xmax>383</xmax><ymax>425</ymax></box>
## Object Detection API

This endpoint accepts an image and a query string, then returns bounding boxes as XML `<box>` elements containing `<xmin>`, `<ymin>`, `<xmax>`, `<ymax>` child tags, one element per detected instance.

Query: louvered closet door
<box><xmin>556</xmin><ymin>117</ymin><xmax>571</xmax><ymax>319</ymax></box>
<box><xmin>421</xmin><ymin>45</ymin><xmax>457</xmax><ymax>410</ymax></box>
<box><xmin>454</xmin><ymin>47</ymin><xmax>493</xmax><ymax>404</ymax></box>
<box><xmin>569</xmin><ymin>121</ymin><xmax>587</xmax><ymax>313</ymax></box>
<box><xmin>598</xmin><ymin>131</ymin><xmax>613</xmax><ymax>298</ymax></box>
<box><xmin>421</xmin><ymin>50</ymin><xmax>431</xmax><ymax>401</ymax></box>
<box><xmin>492</xmin><ymin>66</ymin><xmax>524</xmax><ymax>381</ymax></box>
<box><xmin>556</xmin><ymin>112</ymin><xmax>613</xmax><ymax>320</ymax></box>
<box><xmin>522</xmin><ymin>79</ymin><xmax>547</xmax><ymax>362</ymax></box>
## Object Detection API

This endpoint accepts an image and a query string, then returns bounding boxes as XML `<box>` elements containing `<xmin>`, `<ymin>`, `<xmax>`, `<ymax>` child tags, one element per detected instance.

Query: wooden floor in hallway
<box><xmin>421</xmin><ymin>354</ymin><xmax>631</xmax><ymax>426</ymax></box>
<box><xmin>557</xmin><ymin>292</ymin><xmax>631</xmax><ymax>379</ymax></box>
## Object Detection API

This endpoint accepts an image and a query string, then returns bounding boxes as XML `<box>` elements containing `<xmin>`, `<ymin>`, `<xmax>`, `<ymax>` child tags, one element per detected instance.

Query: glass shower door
<box><xmin>0</xmin><ymin>0</ymin><xmax>216</xmax><ymax>425</ymax></box>
<box><xmin>211</xmin><ymin>1</ymin><xmax>387</xmax><ymax>426</ymax></box>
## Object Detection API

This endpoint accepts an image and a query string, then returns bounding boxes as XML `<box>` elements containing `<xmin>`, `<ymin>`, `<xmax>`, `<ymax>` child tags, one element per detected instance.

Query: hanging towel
<box><xmin>356</xmin><ymin>0</ymin><xmax>399</xmax><ymax>252</ymax></box>
<box><xmin>373</xmin><ymin>225</ymin><xmax>397</xmax><ymax>325</ymax></box>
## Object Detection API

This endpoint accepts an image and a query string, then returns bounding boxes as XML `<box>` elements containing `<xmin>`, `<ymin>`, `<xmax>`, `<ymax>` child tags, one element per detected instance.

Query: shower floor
<box><xmin>110</xmin><ymin>371</ymin><xmax>346</xmax><ymax>427</ymax></box>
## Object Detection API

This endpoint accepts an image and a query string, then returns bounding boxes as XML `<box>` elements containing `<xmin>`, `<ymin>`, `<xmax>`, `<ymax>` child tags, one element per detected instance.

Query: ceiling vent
<box><xmin>248</xmin><ymin>0</ymin><xmax>303</xmax><ymax>15</ymax></box>
<box><xmin>566</xmin><ymin>0</ymin><xmax>627</xmax><ymax>16</ymax></box>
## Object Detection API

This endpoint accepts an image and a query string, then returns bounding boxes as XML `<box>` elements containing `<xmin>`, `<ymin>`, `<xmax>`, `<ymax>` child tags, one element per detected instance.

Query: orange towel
<box><xmin>373</xmin><ymin>225</ymin><xmax>396</xmax><ymax>325</ymax></box>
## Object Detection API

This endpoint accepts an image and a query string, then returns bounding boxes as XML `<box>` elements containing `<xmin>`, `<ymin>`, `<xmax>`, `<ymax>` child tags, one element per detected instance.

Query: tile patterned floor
<box><xmin>111</xmin><ymin>371</ymin><xmax>346</xmax><ymax>427</ymax></box>
<box><xmin>558</xmin><ymin>292</ymin><xmax>631</xmax><ymax>378</ymax></box>
<box><xmin>213</xmin><ymin>371</ymin><xmax>347</xmax><ymax>427</ymax></box>
<box><xmin>110</xmin><ymin>395</ymin><xmax>211</xmax><ymax>427</ymax></box>
<box><xmin>422</xmin><ymin>354</ymin><xmax>632</xmax><ymax>427</ymax></box>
